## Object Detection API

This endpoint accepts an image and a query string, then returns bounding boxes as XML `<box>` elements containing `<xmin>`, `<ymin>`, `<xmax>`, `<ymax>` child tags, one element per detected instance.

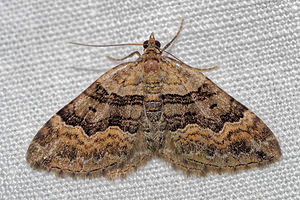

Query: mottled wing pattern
<box><xmin>26</xmin><ymin>62</ymin><xmax>152</xmax><ymax>179</ymax></box>
<box><xmin>159</xmin><ymin>57</ymin><xmax>282</xmax><ymax>175</ymax></box>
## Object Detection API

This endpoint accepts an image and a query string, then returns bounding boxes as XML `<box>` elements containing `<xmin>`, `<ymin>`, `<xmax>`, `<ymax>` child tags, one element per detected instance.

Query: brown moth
<box><xmin>26</xmin><ymin>19</ymin><xmax>282</xmax><ymax>179</ymax></box>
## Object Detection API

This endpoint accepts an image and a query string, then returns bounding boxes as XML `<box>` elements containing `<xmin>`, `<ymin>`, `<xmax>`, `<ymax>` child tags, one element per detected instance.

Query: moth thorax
<box><xmin>144</xmin><ymin>59</ymin><xmax>159</xmax><ymax>73</ymax></box>
<box><xmin>144</xmin><ymin>59</ymin><xmax>162</xmax><ymax>119</ymax></box>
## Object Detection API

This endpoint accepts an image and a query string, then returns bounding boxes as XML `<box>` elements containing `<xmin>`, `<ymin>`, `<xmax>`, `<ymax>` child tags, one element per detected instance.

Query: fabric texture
<box><xmin>0</xmin><ymin>0</ymin><xmax>299</xmax><ymax>199</ymax></box>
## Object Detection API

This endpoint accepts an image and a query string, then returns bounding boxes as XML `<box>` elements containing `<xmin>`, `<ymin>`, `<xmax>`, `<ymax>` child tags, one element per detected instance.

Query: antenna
<box><xmin>161</xmin><ymin>19</ymin><xmax>184</xmax><ymax>52</ymax></box>
<box><xmin>69</xmin><ymin>42</ymin><xmax>143</xmax><ymax>47</ymax></box>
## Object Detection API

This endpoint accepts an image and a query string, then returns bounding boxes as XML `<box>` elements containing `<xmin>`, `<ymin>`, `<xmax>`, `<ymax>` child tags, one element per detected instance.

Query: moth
<box><xmin>26</xmin><ymin>19</ymin><xmax>282</xmax><ymax>179</ymax></box>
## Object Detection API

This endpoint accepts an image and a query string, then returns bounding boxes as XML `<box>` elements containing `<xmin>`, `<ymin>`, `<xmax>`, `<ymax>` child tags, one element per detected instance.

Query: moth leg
<box><xmin>163</xmin><ymin>52</ymin><xmax>219</xmax><ymax>72</ymax></box>
<box><xmin>107</xmin><ymin>51</ymin><xmax>141</xmax><ymax>61</ymax></box>
<box><xmin>196</xmin><ymin>65</ymin><xmax>219</xmax><ymax>71</ymax></box>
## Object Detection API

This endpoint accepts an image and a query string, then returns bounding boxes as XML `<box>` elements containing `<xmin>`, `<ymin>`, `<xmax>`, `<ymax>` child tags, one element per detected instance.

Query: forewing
<box><xmin>26</xmin><ymin>62</ymin><xmax>151</xmax><ymax>179</ymax></box>
<box><xmin>159</xmin><ymin>58</ymin><xmax>282</xmax><ymax>175</ymax></box>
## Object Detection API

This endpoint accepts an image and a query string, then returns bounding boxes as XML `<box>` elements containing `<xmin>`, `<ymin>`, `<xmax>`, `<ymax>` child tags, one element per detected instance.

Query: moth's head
<box><xmin>143</xmin><ymin>33</ymin><xmax>161</xmax><ymax>51</ymax></box>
